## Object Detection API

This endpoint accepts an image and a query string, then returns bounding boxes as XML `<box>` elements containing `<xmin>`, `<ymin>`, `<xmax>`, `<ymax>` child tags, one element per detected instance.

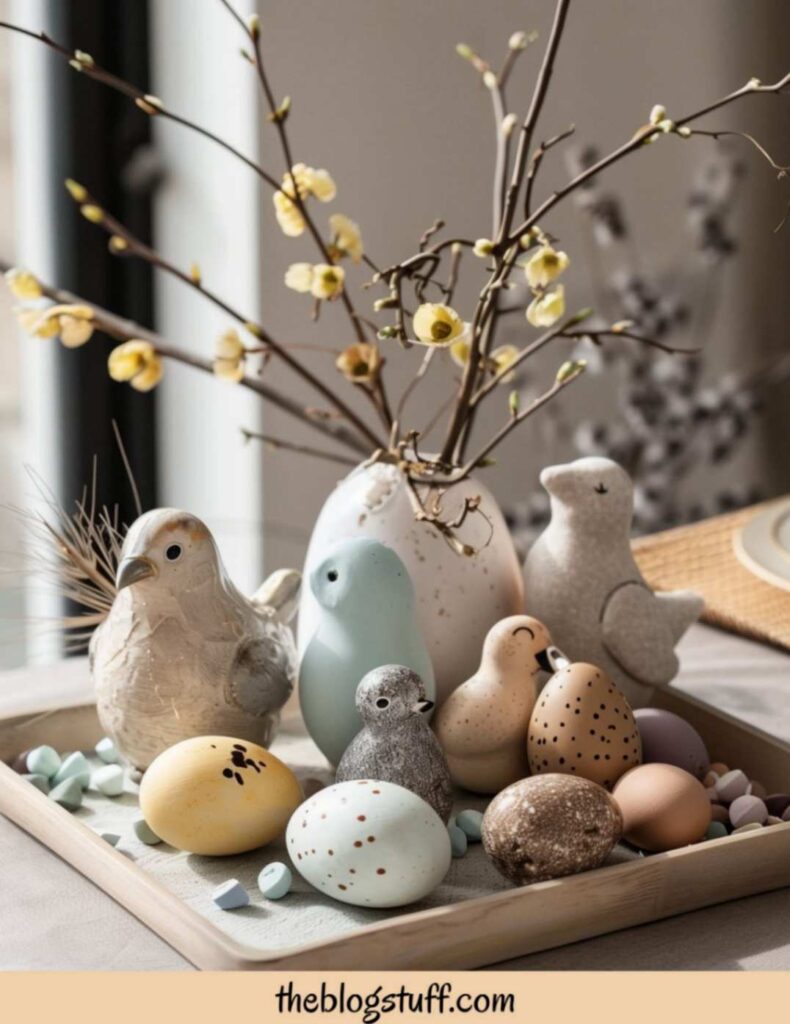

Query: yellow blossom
<box><xmin>80</xmin><ymin>204</ymin><xmax>104</xmax><ymax>224</ymax></box>
<box><xmin>17</xmin><ymin>303</ymin><xmax>95</xmax><ymax>346</ymax></box>
<box><xmin>273</xmin><ymin>189</ymin><xmax>305</xmax><ymax>237</ymax></box>
<box><xmin>490</xmin><ymin>344</ymin><xmax>520</xmax><ymax>382</ymax></box>
<box><xmin>108</xmin><ymin>340</ymin><xmax>163</xmax><ymax>392</ymax></box>
<box><xmin>306</xmin><ymin>167</ymin><xmax>336</xmax><ymax>203</ymax></box>
<box><xmin>523</xmin><ymin>245</ymin><xmax>569</xmax><ymax>288</ymax></box>
<box><xmin>59</xmin><ymin>315</ymin><xmax>94</xmax><ymax>348</ymax></box>
<box><xmin>329</xmin><ymin>213</ymin><xmax>364</xmax><ymax>262</ymax></box>
<box><xmin>65</xmin><ymin>178</ymin><xmax>88</xmax><ymax>203</ymax></box>
<box><xmin>284</xmin><ymin>262</ymin><xmax>314</xmax><ymax>293</ymax></box>
<box><xmin>412</xmin><ymin>303</ymin><xmax>465</xmax><ymax>347</ymax></box>
<box><xmin>213</xmin><ymin>328</ymin><xmax>246</xmax><ymax>383</ymax></box>
<box><xmin>450</xmin><ymin>337</ymin><xmax>471</xmax><ymax>368</ymax></box>
<box><xmin>526</xmin><ymin>285</ymin><xmax>566</xmax><ymax>328</ymax></box>
<box><xmin>108</xmin><ymin>235</ymin><xmax>129</xmax><ymax>254</ymax></box>
<box><xmin>281</xmin><ymin>163</ymin><xmax>336</xmax><ymax>203</ymax></box>
<box><xmin>15</xmin><ymin>308</ymin><xmax>59</xmax><ymax>339</ymax></box>
<box><xmin>310</xmin><ymin>263</ymin><xmax>345</xmax><ymax>300</ymax></box>
<box><xmin>473</xmin><ymin>238</ymin><xmax>494</xmax><ymax>258</ymax></box>
<box><xmin>4</xmin><ymin>268</ymin><xmax>43</xmax><ymax>300</ymax></box>
<box><xmin>335</xmin><ymin>342</ymin><xmax>381</xmax><ymax>384</ymax></box>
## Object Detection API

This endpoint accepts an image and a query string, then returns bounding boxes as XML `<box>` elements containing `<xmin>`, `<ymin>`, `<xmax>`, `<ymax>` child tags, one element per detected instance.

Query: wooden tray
<box><xmin>2</xmin><ymin>686</ymin><xmax>790</xmax><ymax>970</ymax></box>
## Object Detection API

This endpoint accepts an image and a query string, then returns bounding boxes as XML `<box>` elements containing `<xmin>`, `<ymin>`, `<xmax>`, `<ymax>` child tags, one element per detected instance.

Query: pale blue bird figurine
<box><xmin>298</xmin><ymin>538</ymin><xmax>435</xmax><ymax>766</ymax></box>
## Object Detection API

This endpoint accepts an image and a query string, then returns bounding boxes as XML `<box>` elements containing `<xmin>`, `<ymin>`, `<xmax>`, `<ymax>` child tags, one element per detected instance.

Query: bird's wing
<box><xmin>249</xmin><ymin>569</ymin><xmax>301</xmax><ymax>623</ymax></box>
<box><xmin>601</xmin><ymin>582</ymin><xmax>679</xmax><ymax>688</ymax></box>
<box><xmin>655</xmin><ymin>590</ymin><xmax>704</xmax><ymax>643</ymax></box>
<box><xmin>225</xmin><ymin>631</ymin><xmax>296</xmax><ymax>717</ymax></box>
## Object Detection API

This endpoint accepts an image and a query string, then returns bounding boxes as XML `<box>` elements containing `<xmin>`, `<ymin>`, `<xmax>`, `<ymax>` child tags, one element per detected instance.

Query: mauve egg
<box><xmin>728</xmin><ymin>794</ymin><xmax>767</xmax><ymax>829</ymax></box>
<box><xmin>633</xmin><ymin>708</ymin><xmax>709</xmax><ymax>780</ymax></box>
<box><xmin>612</xmin><ymin>763</ymin><xmax>710</xmax><ymax>852</ymax></box>
<box><xmin>765</xmin><ymin>794</ymin><xmax>790</xmax><ymax>817</ymax></box>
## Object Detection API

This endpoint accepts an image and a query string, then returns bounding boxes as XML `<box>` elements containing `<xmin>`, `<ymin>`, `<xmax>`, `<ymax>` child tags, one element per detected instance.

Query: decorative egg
<box><xmin>633</xmin><ymin>708</ymin><xmax>709</xmax><ymax>779</ymax></box>
<box><xmin>612</xmin><ymin>763</ymin><xmax>710</xmax><ymax>852</ymax></box>
<box><xmin>286</xmin><ymin>779</ymin><xmax>451</xmax><ymax>908</ymax></box>
<box><xmin>482</xmin><ymin>774</ymin><xmax>622</xmax><ymax>884</ymax></box>
<box><xmin>527</xmin><ymin>662</ymin><xmax>641</xmax><ymax>791</ymax></box>
<box><xmin>139</xmin><ymin>736</ymin><xmax>302</xmax><ymax>855</ymax></box>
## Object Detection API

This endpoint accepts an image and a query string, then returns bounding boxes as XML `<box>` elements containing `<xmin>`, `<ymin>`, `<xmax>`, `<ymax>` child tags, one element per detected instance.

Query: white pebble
<box><xmin>53</xmin><ymin>751</ymin><xmax>91</xmax><ymax>789</ymax></box>
<box><xmin>212</xmin><ymin>879</ymin><xmax>249</xmax><ymax>910</ymax></box>
<box><xmin>448</xmin><ymin>823</ymin><xmax>468</xmax><ymax>858</ymax></box>
<box><xmin>456</xmin><ymin>809</ymin><xmax>484</xmax><ymax>842</ymax></box>
<box><xmin>133</xmin><ymin>817</ymin><xmax>162</xmax><ymax>845</ymax></box>
<box><xmin>95</xmin><ymin>737</ymin><xmax>120</xmax><ymax>764</ymax></box>
<box><xmin>732</xmin><ymin>821</ymin><xmax>763</xmax><ymax>835</ymax></box>
<box><xmin>92</xmin><ymin>764</ymin><xmax>125</xmax><ymax>797</ymax></box>
<box><xmin>258</xmin><ymin>862</ymin><xmax>292</xmax><ymax>900</ymax></box>
<box><xmin>26</xmin><ymin>746</ymin><xmax>61</xmax><ymax>779</ymax></box>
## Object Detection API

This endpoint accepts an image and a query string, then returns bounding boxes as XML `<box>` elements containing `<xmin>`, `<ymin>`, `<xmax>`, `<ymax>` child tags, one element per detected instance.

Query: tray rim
<box><xmin>3</xmin><ymin>692</ymin><xmax>790</xmax><ymax>970</ymax></box>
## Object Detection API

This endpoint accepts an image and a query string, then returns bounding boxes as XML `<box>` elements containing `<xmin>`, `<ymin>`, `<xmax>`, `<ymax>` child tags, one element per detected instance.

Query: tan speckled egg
<box><xmin>527</xmin><ymin>662</ymin><xmax>641</xmax><ymax>791</ymax></box>
<box><xmin>139</xmin><ymin>736</ymin><xmax>303</xmax><ymax>855</ymax></box>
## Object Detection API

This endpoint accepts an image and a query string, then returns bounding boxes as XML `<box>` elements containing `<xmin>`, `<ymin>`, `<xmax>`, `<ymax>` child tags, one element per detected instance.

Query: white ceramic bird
<box><xmin>90</xmin><ymin>508</ymin><xmax>301</xmax><ymax>769</ymax></box>
<box><xmin>523</xmin><ymin>457</ymin><xmax>703</xmax><ymax>707</ymax></box>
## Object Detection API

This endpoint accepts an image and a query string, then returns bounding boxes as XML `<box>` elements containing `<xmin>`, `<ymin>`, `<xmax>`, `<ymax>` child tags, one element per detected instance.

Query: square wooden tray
<box><xmin>2</xmin><ymin>684</ymin><xmax>790</xmax><ymax>970</ymax></box>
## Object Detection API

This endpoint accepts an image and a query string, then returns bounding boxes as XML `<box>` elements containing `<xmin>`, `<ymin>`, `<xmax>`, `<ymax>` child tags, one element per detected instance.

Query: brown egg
<box><xmin>613</xmin><ymin>763</ymin><xmax>710</xmax><ymax>852</ymax></box>
<box><xmin>527</xmin><ymin>662</ymin><xmax>641</xmax><ymax>791</ymax></box>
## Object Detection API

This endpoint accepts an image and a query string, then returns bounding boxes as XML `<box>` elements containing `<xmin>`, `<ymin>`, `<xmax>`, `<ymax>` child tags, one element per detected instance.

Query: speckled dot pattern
<box><xmin>482</xmin><ymin>774</ymin><xmax>623</xmax><ymax>884</ymax></box>
<box><xmin>527</xmin><ymin>663</ymin><xmax>641</xmax><ymax>791</ymax></box>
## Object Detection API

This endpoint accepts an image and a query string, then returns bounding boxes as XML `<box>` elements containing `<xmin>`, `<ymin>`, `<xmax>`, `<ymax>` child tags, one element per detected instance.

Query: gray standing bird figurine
<box><xmin>90</xmin><ymin>508</ymin><xmax>301</xmax><ymax>769</ymax></box>
<box><xmin>524</xmin><ymin>457</ymin><xmax>703</xmax><ymax>707</ymax></box>
<box><xmin>335</xmin><ymin>665</ymin><xmax>454</xmax><ymax>822</ymax></box>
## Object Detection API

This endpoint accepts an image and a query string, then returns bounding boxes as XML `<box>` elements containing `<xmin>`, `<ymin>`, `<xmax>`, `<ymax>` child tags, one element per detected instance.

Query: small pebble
<box><xmin>129</xmin><ymin>768</ymin><xmax>144</xmax><ymax>785</ymax></box>
<box><xmin>448</xmin><ymin>823</ymin><xmax>468</xmax><ymax>858</ymax></box>
<box><xmin>782</xmin><ymin>806</ymin><xmax>790</xmax><ymax>823</ymax></box>
<box><xmin>258</xmin><ymin>862</ymin><xmax>292</xmax><ymax>900</ymax></box>
<box><xmin>133</xmin><ymin>817</ymin><xmax>162</xmax><ymax>845</ymax></box>
<box><xmin>27</xmin><ymin>745</ymin><xmax>61</xmax><ymax>779</ymax></box>
<box><xmin>92</xmin><ymin>764</ymin><xmax>125</xmax><ymax>797</ymax></box>
<box><xmin>703</xmin><ymin>770</ymin><xmax>719</xmax><ymax>788</ymax></box>
<box><xmin>709</xmin><ymin>762</ymin><xmax>729</xmax><ymax>776</ymax></box>
<box><xmin>23</xmin><ymin>773</ymin><xmax>50</xmax><ymax>794</ymax></box>
<box><xmin>95</xmin><ymin>737</ymin><xmax>119</xmax><ymax>764</ymax></box>
<box><xmin>747</xmin><ymin>780</ymin><xmax>767</xmax><ymax>800</ymax></box>
<box><xmin>53</xmin><ymin>751</ymin><xmax>91</xmax><ymax>789</ymax></box>
<box><xmin>765</xmin><ymin>794</ymin><xmax>790</xmax><ymax>817</ymax></box>
<box><xmin>710</xmin><ymin>804</ymin><xmax>729</xmax><ymax>825</ymax></box>
<box><xmin>732</xmin><ymin>822</ymin><xmax>763</xmax><ymax>835</ymax></box>
<box><xmin>99</xmin><ymin>832</ymin><xmax>121</xmax><ymax>847</ymax></box>
<box><xmin>706</xmin><ymin>788</ymin><xmax>721</xmax><ymax>803</ymax></box>
<box><xmin>48</xmin><ymin>777</ymin><xmax>83</xmax><ymax>811</ymax></box>
<box><xmin>766</xmin><ymin>816</ymin><xmax>783</xmax><ymax>826</ymax></box>
<box><xmin>212</xmin><ymin>879</ymin><xmax>249</xmax><ymax>910</ymax></box>
<box><xmin>301</xmin><ymin>777</ymin><xmax>325</xmax><ymax>799</ymax></box>
<box><xmin>12</xmin><ymin>749</ymin><xmax>32</xmax><ymax>773</ymax></box>
<box><xmin>729</xmin><ymin>794</ymin><xmax>768</xmax><ymax>829</ymax></box>
<box><xmin>456</xmin><ymin>809</ymin><xmax>484</xmax><ymax>842</ymax></box>
<box><xmin>705</xmin><ymin>821</ymin><xmax>728</xmax><ymax>840</ymax></box>
<box><xmin>714</xmin><ymin>769</ymin><xmax>749</xmax><ymax>805</ymax></box>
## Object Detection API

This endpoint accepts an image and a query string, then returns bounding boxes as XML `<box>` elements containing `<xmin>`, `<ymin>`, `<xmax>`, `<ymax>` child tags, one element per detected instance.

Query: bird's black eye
<box><xmin>376</xmin><ymin>698</ymin><xmax>389</xmax><ymax>709</ymax></box>
<box><xmin>327</xmin><ymin>569</ymin><xmax>339</xmax><ymax>582</ymax></box>
<box><xmin>594</xmin><ymin>483</ymin><xmax>608</xmax><ymax>495</ymax></box>
<box><xmin>165</xmin><ymin>544</ymin><xmax>183</xmax><ymax>562</ymax></box>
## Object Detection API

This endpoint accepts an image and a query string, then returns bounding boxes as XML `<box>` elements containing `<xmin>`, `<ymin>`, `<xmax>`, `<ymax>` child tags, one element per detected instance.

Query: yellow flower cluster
<box><xmin>16</xmin><ymin>303</ymin><xmax>95</xmax><ymax>348</ymax></box>
<box><xmin>451</xmin><ymin>339</ymin><xmax>520</xmax><ymax>383</ymax></box>
<box><xmin>412</xmin><ymin>303</ymin><xmax>466</xmax><ymax>347</ymax></box>
<box><xmin>5</xmin><ymin>268</ymin><xmax>43</xmax><ymax>300</ymax></box>
<box><xmin>328</xmin><ymin>213</ymin><xmax>364</xmax><ymax>263</ymax></box>
<box><xmin>272</xmin><ymin>163</ymin><xmax>337</xmax><ymax>237</ymax></box>
<box><xmin>335</xmin><ymin>342</ymin><xmax>381</xmax><ymax>384</ymax></box>
<box><xmin>108</xmin><ymin>340</ymin><xmax>163</xmax><ymax>392</ymax></box>
<box><xmin>213</xmin><ymin>328</ymin><xmax>246</xmax><ymax>383</ymax></box>
<box><xmin>523</xmin><ymin>243</ymin><xmax>570</xmax><ymax>328</ymax></box>
<box><xmin>285</xmin><ymin>262</ymin><xmax>345</xmax><ymax>300</ymax></box>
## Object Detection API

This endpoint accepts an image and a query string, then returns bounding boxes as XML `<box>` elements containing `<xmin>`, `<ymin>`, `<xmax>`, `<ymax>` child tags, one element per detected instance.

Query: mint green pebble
<box><xmin>26</xmin><ymin>745</ymin><xmax>61</xmax><ymax>779</ymax></box>
<box><xmin>456</xmin><ymin>809</ymin><xmax>484</xmax><ymax>842</ymax></box>
<box><xmin>213</xmin><ymin>879</ymin><xmax>249</xmax><ymax>910</ymax></box>
<box><xmin>448</xmin><ymin>823</ymin><xmax>468</xmax><ymax>858</ymax></box>
<box><xmin>133</xmin><ymin>816</ymin><xmax>162</xmax><ymax>845</ymax></box>
<box><xmin>705</xmin><ymin>821</ymin><xmax>728</xmax><ymax>840</ymax></box>
<box><xmin>53</xmin><ymin>751</ymin><xmax>91</xmax><ymax>789</ymax></box>
<box><xmin>100</xmin><ymin>832</ymin><xmax>121</xmax><ymax>847</ymax></box>
<box><xmin>23</xmin><ymin>773</ymin><xmax>50</xmax><ymax>795</ymax></box>
<box><xmin>48</xmin><ymin>776</ymin><xmax>83</xmax><ymax>811</ymax></box>
<box><xmin>92</xmin><ymin>764</ymin><xmax>125</xmax><ymax>797</ymax></box>
<box><xmin>95</xmin><ymin>737</ymin><xmax>119</xmax><ymax>764</ymax></box>
<box><xmin>258</xmin><ymin>862</ymin><xmax>292</xmax><ymax>900</ymax></box>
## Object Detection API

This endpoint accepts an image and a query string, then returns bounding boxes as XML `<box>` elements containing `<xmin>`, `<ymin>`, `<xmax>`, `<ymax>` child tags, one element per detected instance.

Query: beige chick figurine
<box><xmin>434</xmin><ymin>615</ymin><xmax>562</xmax><ymax>794</ymax></box>
<box><xmin>90</xmin><ymin>508</ymin><xmax>301</xmax><ymax>770</ymax></box>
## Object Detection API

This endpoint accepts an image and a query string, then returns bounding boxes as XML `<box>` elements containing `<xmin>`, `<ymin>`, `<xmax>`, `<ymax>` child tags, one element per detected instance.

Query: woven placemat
<box><xmin>632</xmin><ymin>502</ymin><xmax>790</xmax><ymax>652</ymax></box>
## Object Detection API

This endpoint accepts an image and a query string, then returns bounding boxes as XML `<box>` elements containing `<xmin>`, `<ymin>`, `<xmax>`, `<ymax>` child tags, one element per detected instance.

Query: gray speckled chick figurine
<box><xmin>335</xmin><ymin>665</ymin><xmax>453</xmax><ymax>822</ymax></box>
<box><xmin>523</xmin><ymin>457</ymin><xmax>703</xmax><ymax>707</ymax></box>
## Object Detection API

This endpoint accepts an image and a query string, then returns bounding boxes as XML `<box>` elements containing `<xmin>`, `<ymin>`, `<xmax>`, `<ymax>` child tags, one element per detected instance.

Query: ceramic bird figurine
<box><xmin>298</xmin><ymin>537</ymin><xmax>435</xmax><ymax>767</ymax></box>
<box><xmin>90</xmin><ymin>508</ymin><xmax>301</xmax><ymax>769</ymax></box>
<box><xmin>523</xmin><ymin>457</ymin><xmax>704</xmax><ymax>707</ymax></box>
<box><xmin>335</xmin><ymin>665</ymin><xmax>453</xmax><ymax>822</ymax></box>
<box><xmin>434</xmin><ymin>615</ymin><xmax>560</xmax><ymax>794</ymax></box>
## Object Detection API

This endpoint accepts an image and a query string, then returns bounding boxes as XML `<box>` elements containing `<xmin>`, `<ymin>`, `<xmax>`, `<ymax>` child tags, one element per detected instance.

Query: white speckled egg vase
<box><xmin>298</xmin><ymin>462</ymin><xmax>525</xmax><ymax>705</ymax></box>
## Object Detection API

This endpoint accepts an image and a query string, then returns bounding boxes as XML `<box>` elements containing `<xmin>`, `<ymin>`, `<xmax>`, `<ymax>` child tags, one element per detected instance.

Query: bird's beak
<box><xmin>536</xmin><ymin>646</ymin><xmax>570</xmax><ymax>673</ymax></box>
<box><xmin>539</xmin><ymin>464</ymin><xmax>570</xmax><ymax>497</ymax></box>
<box><xmin>116</xmin><ymin>556</ymin><xmax>156</xmax><ymax>591</ymax></box>
<box><xmin>413</xmin><ymin>699</ymin><xmax>435</xmax><ymax>714</ymax></box>
<box><xmin>535</xmin><ymin>648</ymin><xmax>553</xmax><ymax>673</ymax></box>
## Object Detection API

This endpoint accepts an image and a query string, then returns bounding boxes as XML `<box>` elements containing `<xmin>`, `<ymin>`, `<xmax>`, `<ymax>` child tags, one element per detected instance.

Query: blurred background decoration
<box><xmin>0</xmin><ymin>0</ymin><xmax>789</xmax><ymax>670</ymax></box>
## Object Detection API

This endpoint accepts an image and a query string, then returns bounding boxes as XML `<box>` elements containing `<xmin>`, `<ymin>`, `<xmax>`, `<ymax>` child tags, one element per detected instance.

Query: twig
<box><xmin>524</xmin><ymin>124</ymin><xmax>576</xmax><ymax>217</ymax></box>
<box><xmin>240</xmin><ymin>429</ymin><xmax>358</xmax><ymax>466</ymax></box>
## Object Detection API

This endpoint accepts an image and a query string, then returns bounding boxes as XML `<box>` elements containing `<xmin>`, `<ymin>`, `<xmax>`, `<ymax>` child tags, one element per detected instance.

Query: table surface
<box><xmin>3</xmin><ymin>623</ymin><xmax>790</xmax><ymax>971</ymax></box>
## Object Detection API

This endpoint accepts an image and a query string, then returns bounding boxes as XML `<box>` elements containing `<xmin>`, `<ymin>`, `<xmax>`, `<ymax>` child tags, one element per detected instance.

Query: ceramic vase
<box><xmin>298</xmin><ymin>461</ymin><xmax>524</xmax><ymax>705</ymax></box>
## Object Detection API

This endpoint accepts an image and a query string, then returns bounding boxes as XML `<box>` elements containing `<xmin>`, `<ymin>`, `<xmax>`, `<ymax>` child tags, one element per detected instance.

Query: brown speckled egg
<box><xmin>482</xmin><ymin>774</ymin><xmax>622</xmax><ymax>884</ymax></box>
<box><xmin>527</xmin><ymin>662</ymin><xmax>641</xmax><ymax>791</ymax></box>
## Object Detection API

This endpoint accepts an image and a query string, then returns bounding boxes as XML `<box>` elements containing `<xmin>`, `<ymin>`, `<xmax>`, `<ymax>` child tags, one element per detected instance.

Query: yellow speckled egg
<box><xmin>139</xmin><ymin>736</ymin><xmax>303</xmax><ymax>855</ymax></box>
<box><xmin>527</xmin><ymin>662</ymin><xmax>641</xmax><ymax>791</ymax></box>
